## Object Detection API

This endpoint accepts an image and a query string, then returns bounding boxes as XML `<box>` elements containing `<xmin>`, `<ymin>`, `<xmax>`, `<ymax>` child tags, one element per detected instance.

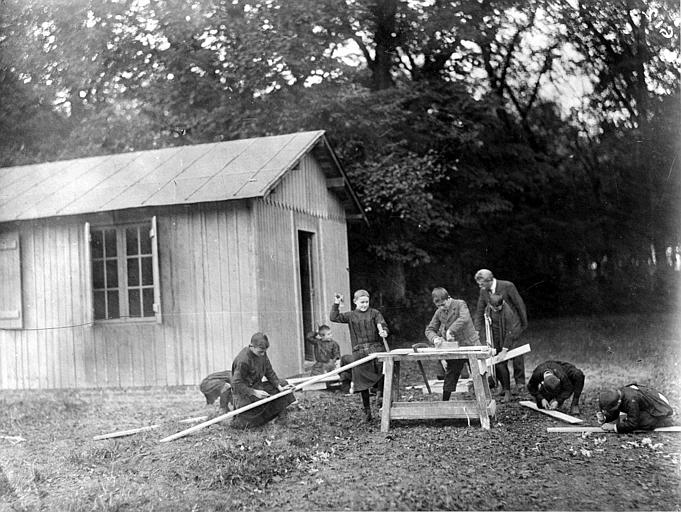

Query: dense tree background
<box><xmin>1</xmin><ymin>0</ymin><xmax>679</xmax><ymax>338</ymax></box>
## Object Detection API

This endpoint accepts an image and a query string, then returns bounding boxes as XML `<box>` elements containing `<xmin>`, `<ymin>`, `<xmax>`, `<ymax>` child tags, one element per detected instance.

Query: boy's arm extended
<box><xmin>330</xmin><ymin>303</ymin><xmax>350</xmax><ymax>323</ymax></box>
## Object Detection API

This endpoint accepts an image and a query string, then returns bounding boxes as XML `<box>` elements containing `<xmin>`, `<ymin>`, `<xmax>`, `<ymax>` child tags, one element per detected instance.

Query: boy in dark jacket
<box><xmin>230</xmin><ymin>332</ymin><xmax>295</xmax><ymax>428</ymax></box>
<box><xmin>484</xmin><ymin>294</ymin><xmax>524</xmax><ymax>402</ymax></box>
<box><xmin>306</xmin><ymin>325</ymin><xmax>341</xmax><ymax>376</ymax></box>
<box><xmin>598</xmin><ymin>384</ymin><xmax>674</xmax><ymax>433</ymax></box>
<box><xmin>331</xmin><ymin>289</ymin><xmax>388</xmax><ymax>422</ymax></box>
<box><xmin>527</xmin><ymin>360</ymin><xmax>585</xmax><ymax>415</ymax></box>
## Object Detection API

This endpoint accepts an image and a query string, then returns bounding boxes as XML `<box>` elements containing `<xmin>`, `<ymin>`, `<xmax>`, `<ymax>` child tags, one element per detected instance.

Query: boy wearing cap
<box><xmin>230</xmin><ymin>332</ymin><xmax>296</xmax><ymax>428</ymax></box>
<box><xmin>330</xmin><ymin>289</ymin><xmax>389</xmax><ymax>422</ymax></box>
<box><xmin>597</xmin><ymin>384</ymin><xmax>674</xmax><ymax>433</ymax></box>
<box><xmin>527</xmin><ymin>360</ymin><xmax>584</xmax><ymax>415</ymax></box>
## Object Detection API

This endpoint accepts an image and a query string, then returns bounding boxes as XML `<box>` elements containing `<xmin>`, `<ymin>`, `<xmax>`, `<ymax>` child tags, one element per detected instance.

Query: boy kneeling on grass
<box><xmin>597</xmin><ymin>384</ymin><xmax>674</xmax><ymax>433</ymax></box>
<box><xmin>229</xmin><ymin>332</ymin><xmax>296</xmax><ymax>429</ymax></box>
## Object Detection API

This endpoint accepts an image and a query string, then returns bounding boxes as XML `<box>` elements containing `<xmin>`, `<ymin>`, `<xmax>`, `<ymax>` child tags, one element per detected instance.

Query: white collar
<box><xmin>490</xmin><ymin>279</ymin><xmax>497</xmax><ymax>294</ymax></box>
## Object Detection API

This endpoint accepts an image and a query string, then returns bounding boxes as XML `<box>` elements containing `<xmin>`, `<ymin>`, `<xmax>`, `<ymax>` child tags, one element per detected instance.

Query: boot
<box><xmin>502</xmin><ymin>390</ymin><xmax>512</xmax><ymax>403</ymax></box>
<box><xmin>364</xmin><ymin>407</ymin><xmax>373</xmax><ymax>422</ymax></box>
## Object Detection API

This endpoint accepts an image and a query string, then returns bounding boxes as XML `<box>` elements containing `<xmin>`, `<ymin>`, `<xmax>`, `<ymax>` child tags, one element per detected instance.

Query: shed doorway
<box><xmin>298</xmin><ymin>231</ymin><xmax>316</xmax><ymax>361</ymax></box>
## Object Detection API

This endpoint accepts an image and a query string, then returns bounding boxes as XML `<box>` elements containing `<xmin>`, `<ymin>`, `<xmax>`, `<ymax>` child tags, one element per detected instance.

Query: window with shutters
<box><xmin>88</xmin><ymin>218</ymin><xmax>161</xmax><ymax>322</ymax></box>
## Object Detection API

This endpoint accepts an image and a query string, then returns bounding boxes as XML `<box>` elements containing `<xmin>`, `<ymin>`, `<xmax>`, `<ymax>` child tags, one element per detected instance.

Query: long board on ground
<box><xmin>520</xmin><ymin>400</ymin><xmax>584</xmax><ymax>424</ymax></box>
<box><xmin>547</xmin><ymin>426</ymin><xmax>681</xmax><ymax>433</ymax></box>
<box><xmin>93</xmin><ymin>425</ymin><xmax>160</xmax><ymax>441</ymax></box>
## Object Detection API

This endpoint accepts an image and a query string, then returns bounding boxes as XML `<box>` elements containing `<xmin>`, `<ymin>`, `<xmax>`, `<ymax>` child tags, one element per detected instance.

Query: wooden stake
<box><xmin>93</xmin><ymin>425</ymin><xmax>159</xmax><ymax>441</ymax></box>
<box><xmin>159</xmin><ymin>352</ymin><xmax>380</xmax><ymax>443</ymax></box>
<box><xmin>547</xmin><ymin>426</ymin><xmax>681</xmax><ymax>433</ymax></box>
<box><xmin>520</xmin><ymin>400</ymin><xmax>584</xmax><ymax>424</ymax></box>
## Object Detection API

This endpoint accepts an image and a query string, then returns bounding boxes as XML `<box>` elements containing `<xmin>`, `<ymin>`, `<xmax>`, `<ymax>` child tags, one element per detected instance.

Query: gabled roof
<box><xmin>0</xmin><ymin>130</ymin><xmax>366</xmax><ymax>223</ymax></box>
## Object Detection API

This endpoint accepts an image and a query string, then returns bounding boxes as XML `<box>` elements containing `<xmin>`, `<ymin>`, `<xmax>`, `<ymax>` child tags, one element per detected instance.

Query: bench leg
<box><xmin>469</xmin><ymin>354</ymin><xmax>491</xmax><ymax>429</ymax></box>
<box><xmin>381</xmin><ymin>358</ymin><xmax>394</xmax><ymax>432</ymax></box>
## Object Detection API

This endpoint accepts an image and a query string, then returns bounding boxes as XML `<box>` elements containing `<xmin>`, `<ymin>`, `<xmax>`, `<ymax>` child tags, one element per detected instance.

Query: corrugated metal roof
<box><xmin>0</xmin><ymin>130</ymin><xmax>343</xmax><ymax>222</ymax></box>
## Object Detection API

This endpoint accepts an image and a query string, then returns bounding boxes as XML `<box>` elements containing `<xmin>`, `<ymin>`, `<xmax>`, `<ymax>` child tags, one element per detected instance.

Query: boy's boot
<box><xmin>569</xmin><ymin>400</ymin><xmax>580</xmax><ymax>415</ymax></box>
<box><xmin>363</xmin><ymin>407</ymin><xmax>373</xmax><ymax>422</ymax></box>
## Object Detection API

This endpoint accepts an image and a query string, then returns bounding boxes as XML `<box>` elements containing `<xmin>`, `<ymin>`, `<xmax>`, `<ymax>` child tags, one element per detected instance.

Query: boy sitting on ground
<box><xmin>306</xmin><ymin>324</ymin><xmax>341</xmax><ymax>376</ymax></box>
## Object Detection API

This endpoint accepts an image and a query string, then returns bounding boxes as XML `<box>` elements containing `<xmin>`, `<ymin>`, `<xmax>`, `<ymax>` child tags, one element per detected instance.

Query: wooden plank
<box><xmin>34</xmin><ymin>224</ymin><xmax>52</xmax><ymax>388</ymax></box>
<box><xmin>203</xmin><ymin>211</ymin><xmax>220</xmax><ymax>375</ymax></box>
<box><xmin>130</xmin><ymin>324</ymin><xmax>146</xmax><ymax>386</ymax></box>
<box><xmin>220</xmin><ymin>206</ymin><xmax>239</xmax><ymax>374</ymax></box>
<box><xmin>390</xmin><ymin>400</ymin><xmax>493</xmax><ymax>421</ymax></box>
<box><xmin>175</xmin><ymin>213</ymin><xmax>196</xmax><ymax>384</ymax></box>
<box><xmin>294</xmin><ymin>353</ymin><xmax>377</xmax><ymax>390</ymax></box>
<box><xmin>469</xmin><ymin>353</ymin><xmax>491</xmax><ymax>429</ymax></box>
<box><xmin>389</xmin><ymin>346</ymin><xmax>490</xmax><ymax>356</ymax></box>
<box><xmin>520</xmin><ymin>400</ymin><xmax>584</xmax><ymax>424</ymax></box>
<box><xmin>488</xmin><ymin>344</ymin><xmax>531</xmax><ymax>366</ymax></box>
<box><xmin>287</xmin><ymin>374</ymin><xmax>340</xmax><ymax>385</ymax></box>
<box><xmin>547</xmin><ymin>426</ymin><xmax>681</xmax><ymax>433</ymax></box>
<box><xmin>178</xmin><ymin>416</ymin><xmax>209</xmax><ymax>424</ymax></box>
<box><xmin>194</xmin><ymin>207</ymin><xmax>209</xmax><ymax>381</ymax></box>
<box><xmin>94</xmin><ymin>425</ymin><xmax>160</xmax><ymax>441</ymax></box>
<box><xmin>381</xmin><ymin>356</ymin><xmax>395</xmax><ymax>432</ymax></box>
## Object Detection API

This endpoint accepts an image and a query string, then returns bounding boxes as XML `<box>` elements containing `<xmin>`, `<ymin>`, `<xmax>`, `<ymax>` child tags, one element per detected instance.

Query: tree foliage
<box><xmin>0</xmin><ymin>0</ymin><xmax>679</xmax><ymax>330</ymax></box>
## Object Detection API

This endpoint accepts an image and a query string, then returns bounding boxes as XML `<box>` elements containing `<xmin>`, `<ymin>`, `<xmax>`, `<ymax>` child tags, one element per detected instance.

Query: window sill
<box><xmin>93</xmin><ymin>317</ymin><xmax>159</xmax><ymax>325</ymax></box>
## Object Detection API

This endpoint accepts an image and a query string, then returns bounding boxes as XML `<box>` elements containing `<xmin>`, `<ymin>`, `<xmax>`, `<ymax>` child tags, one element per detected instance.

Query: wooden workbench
<box><xmin>376</xmin><ymin>347</ymin><xmax>496</xmax><ymax>431</ymax></box>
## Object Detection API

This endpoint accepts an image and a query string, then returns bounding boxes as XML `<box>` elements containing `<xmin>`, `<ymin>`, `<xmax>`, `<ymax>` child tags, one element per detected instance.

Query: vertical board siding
<box><xmin>254</xmin><ymin>201</ymin><xmax>300</xmax><ymax>376</ymax></box>
<box><xmin>266</xmin><ymin>154</ymin><xmax>346</xmax><ymax>221</ymax></box>
<box><xmin>318</xmin><ymin>216</ymin><xmax>352</xmax><ymax>354</ymax></box>
<box><xmin>253</xmin><ymin>153</ymin><xmax>352</xmax><ymax>376</ymax></box>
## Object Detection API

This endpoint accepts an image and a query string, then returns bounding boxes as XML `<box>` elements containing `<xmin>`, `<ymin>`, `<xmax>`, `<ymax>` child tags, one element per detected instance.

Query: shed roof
<box><xmin>0</xmin><ymin>130</ymin><xmax>365</xmax><ymax>223</ymax></box>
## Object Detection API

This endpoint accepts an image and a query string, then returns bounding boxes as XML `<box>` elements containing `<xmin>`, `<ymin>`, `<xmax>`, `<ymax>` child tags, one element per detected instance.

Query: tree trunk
<box><xmin>369</xmin><ymin>0</ymin><xmax>397</xmax><ymax>90</ymax></box>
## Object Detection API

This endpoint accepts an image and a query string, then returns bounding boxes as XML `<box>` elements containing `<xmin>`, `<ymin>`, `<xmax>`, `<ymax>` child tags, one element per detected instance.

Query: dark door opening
<box><xmin>298</xmin><ymin>231</ymin><xmax>315</xmax><ymax>361</ymax></box>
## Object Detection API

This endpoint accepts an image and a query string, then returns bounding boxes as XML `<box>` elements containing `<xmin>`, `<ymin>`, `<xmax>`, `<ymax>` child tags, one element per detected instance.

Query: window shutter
<box><xmin>84</xmin><ymin>222</ymin><xmax>93</xmax><ymax>326</ymax></box>
<box><xmin>150</xmin><ymin>216</ymin><xmax>162</xmax><ymax>324</ymax></box>
<box><xmin>0</xmin><ymin>231</ymin><xmax>23</xmax><ymax>329</ymax></box>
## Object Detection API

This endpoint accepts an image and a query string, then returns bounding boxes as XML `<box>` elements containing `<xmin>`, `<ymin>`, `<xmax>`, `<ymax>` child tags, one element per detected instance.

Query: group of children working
<box><xmin>201</xmin><ymin>278</ymin><xmax>675</xmax><ymax>432</ymax></box>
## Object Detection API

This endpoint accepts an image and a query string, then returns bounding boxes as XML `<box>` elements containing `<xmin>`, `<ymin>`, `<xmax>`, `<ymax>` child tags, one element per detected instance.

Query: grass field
<box><xmin>0</xmin><ymin>313</ymin><xmax>679</xmax><ymax>511</ymax></box>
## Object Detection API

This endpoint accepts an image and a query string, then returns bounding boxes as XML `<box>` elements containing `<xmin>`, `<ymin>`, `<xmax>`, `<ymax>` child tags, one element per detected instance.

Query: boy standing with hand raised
<box><xmin>330</xmin><ymin>289</ymin><xmax>389</xmax><ymax>422</ymax></box>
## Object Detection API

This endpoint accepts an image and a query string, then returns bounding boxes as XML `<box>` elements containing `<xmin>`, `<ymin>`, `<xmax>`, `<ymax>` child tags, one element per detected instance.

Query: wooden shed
<box><xmin>0</xmin><ymin>131</ymin><xmax>365</xmax><ymax>389</ymax></box>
